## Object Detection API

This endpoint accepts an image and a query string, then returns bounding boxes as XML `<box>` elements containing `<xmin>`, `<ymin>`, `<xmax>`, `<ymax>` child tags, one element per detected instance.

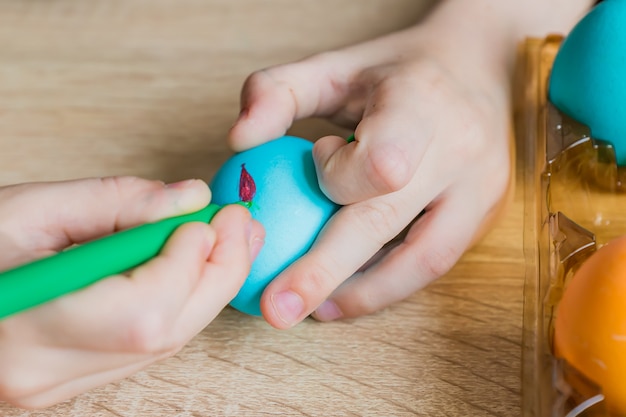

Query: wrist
<box><xmin>424</xmin><ymin>0</ymin><xmax>594</xmax><ymax>38</ymax></box>
<box><xmin>415</xmin><ymin>0</ymin><xmax>594</xmax><ymax>81</ymax></box>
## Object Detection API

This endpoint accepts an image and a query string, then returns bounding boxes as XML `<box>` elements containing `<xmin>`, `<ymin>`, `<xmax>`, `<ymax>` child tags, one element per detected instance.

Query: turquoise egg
<box><xmin>548</xmin><ymin>0</ymin><xmax>626</xmax><ymax>165</ymax></box>
<box><xmin>210</xmin><ymin>136</ymin><xmax>340</xmax><ymax>316</ymax></box>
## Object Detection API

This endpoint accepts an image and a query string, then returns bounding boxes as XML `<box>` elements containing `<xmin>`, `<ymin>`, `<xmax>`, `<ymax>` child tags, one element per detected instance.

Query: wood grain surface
<box><xmin>0</xmin><ymin>1</ymin><xmax>526</xmax><ymax>416</ymax></box>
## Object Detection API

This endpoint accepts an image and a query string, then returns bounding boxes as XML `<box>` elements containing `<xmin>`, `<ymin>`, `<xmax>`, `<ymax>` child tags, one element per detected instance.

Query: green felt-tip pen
<box><xmin>0</xmin><ymin>203</ymin><xmax>224</xmax><ymax>320</ymax></box>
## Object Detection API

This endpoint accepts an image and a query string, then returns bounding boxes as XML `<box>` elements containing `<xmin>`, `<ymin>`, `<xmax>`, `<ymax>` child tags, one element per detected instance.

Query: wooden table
<box><xmin>0</xmin><ymin>1</ymin><xmax>526</xmax><ymax>415</ymax></box>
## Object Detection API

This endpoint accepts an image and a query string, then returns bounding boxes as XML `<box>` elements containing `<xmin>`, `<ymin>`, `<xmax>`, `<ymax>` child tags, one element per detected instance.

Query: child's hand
<box><xmin>229</xmin><ymin>0</ymin><xmax>584</xmax><ymax>329</ymax></box>
<box><xmin>0</xmin><ymin>177</ymin><xmax>264</xmax><ymax>409</ymax></box>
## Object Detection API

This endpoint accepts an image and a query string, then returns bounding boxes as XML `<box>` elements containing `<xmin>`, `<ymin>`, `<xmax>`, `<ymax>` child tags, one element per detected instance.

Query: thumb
<box><xmin>0</xmin><ymin>177</ymin><xmax>211</xmax><ymax>251</ymax></box>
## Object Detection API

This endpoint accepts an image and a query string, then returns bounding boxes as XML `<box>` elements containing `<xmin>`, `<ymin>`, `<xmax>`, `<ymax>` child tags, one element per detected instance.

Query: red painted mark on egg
<box><xmin>239</xmin><ymin>163</ymin><xmax>256</xmax><ymax>203</ymax></box>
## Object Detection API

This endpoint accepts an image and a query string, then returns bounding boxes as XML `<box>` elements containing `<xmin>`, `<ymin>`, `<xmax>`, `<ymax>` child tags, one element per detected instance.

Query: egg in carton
<box><xmin>523</xmin><ymin>1</ymin><xmax>626</xmax><ymax>416</ymax></box>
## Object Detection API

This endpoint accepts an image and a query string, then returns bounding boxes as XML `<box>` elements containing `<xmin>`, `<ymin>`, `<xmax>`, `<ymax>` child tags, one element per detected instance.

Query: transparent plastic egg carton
<box><xmin>522</xmin><ymin>36</ymin><xmax>626</xmax><ymax>417</ymax></box>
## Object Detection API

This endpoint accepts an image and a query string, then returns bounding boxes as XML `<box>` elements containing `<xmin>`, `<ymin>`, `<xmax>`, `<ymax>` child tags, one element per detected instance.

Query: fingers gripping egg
<box><xmin>210</xmin><ymin>136</ymin><xmax>340</xmax><ymax>316</ymax></box>
<box><xmin>548</xmin><ymin>0</ymin><xmax>626</xmax><ymax>166</ymax></box>
<box><xmin>554</xmin><ymin>235</ymin><xmax>626</xmax><ymax>414</ymax></box>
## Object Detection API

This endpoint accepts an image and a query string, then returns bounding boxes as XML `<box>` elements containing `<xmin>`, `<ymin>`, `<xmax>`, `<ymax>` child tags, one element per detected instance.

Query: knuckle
<box><xmin>345</xmin><ymin>287</ymin><xmax>380</xmax><ymax>317</ymax></box>
<box><xmin>242</xmin><ymin>69</ymin><xmax>268</xmax><ymax>91</ymax></box>
<box><xmin>295</xmin><ymin>260</ymin><xmax>341</xmax><ymax>302</ymax></box>
<box><xmin>405</xmin><ymin>59</ymin><xmax>449</xmax><ymax>100</ymax></box>
<box><xmin>418</xmin><ymin>245</ymin><xmax>461</xmax><ymax>280</ymax></box>
<box><xmin>363</xmin><ymin>144</ymin><xmax>412</xmax><ymax>194</ymax></box>
<box><xmin>97</xmin><ymin>176</ymin><xmax>167</xmax><ymax>219</ymax></box>
<box><xmin>347</xmin><ymin>200</ymin><xmax>400</xmax><ymax>244</ymax></box>
<box><xmin>97</xmin><ymin>175</ymin><xmax>157</xmax><ymax>194</ymax></box>
<box><xmin>243</xmin><ymin>66</ymin><xmax>288</xmax><ymax>93</ymax></box>
<box><xmin>124</xmin><ymin>312</ymin><xmax>177</xmax><ymax>355</ymax></box>
<box><xmin>0</xmin><ymin>365</ymin><xmax>38</xmax><ymax>406</ymax></box>
<box><xmin>95</xmin><ymin>176</ymin><xmax>145</xmax><ymax>205</ymax></box>
<box><xmin>450</xmin><ymin>110</ymin><xmax>491</xmax><ymax>161</ymax></box>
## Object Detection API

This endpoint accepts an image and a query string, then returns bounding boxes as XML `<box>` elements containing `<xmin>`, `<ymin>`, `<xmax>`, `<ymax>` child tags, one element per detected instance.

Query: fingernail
<box><xmin>314</xmin><ymin>300</ymin><xmax>343</xmax><ymax>321</ymax></box>
<box><xmin>249</xmin><ymin>237</ymin><xmax>264</xmax><ymax>261</ymax></box>
<box><xmin>244</xmin><ymin>220</ymin><xmax>264</xmax><ymax>261</ymax></box>
<box><xmin>271</xmin><ymin>290</ymin><xmax>304</xmax><ymax>327</ymax></box>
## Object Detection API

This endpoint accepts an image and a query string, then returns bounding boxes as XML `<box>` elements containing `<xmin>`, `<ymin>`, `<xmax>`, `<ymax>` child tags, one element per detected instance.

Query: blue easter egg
<box><xmin>210</xmin><ymin>136</ymin><xmax>340</xmax><ymax>316</ymax></box>
<box><xmin>548</xmin><ymin>0</ymin><xmax>626</xmax><ymax>165</ymax></box>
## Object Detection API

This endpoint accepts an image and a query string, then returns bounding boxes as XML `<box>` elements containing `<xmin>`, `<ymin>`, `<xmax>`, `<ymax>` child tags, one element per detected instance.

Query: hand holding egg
<box><xmin>210</xmin><ymin>136</ymin><xmax>340</xmax><ymax>316</ymax></box>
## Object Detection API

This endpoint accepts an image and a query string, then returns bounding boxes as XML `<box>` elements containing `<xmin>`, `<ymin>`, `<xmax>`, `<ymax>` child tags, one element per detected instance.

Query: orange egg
<box><xmin>554</xmin><ymin>234</ymin><xmax>626</xmax><ymax>414</ymax></box>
